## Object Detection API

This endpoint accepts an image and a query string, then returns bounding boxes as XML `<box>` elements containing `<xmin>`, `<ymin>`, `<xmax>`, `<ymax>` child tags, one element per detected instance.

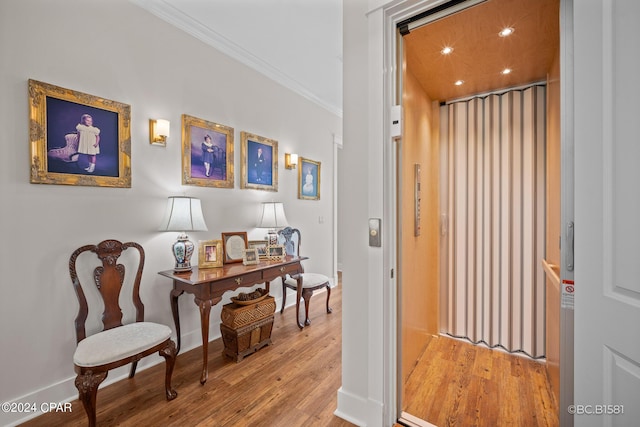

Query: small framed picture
<box><xmin>198</xmin><ymin>240</ymin><xmax>223</xmax><ymax>268</ymax></box>
<box><xmin>181</xmin><ymin>114</ymin><xmax>234</xmax><ymax>188</ymax></box>
<box><xmin>242</xmin><ymin>248</ymin><xmax>260</xmax><ymax>265</ymax></box>
<box><xmin>221</xmin><ymin>232</ymin><xmax>248</xmax><ymax>264</ymax></box>
<box><xmin>29</xmin><ymin>79</ymin><xmax>131</xmax><ymax>188</ymax></box>
<box><xmin>240</xmin><ymin>131</ymin><xmax>278</xmax><ymax>192</ymax></box>
<box><xmin>267</xmin><ymin>245</ymin><xmax>286</xmax><ymax>261</ymax></box>
<box><xmin>248</xmin><ymin>240</ymin><xmax>269</xmax><ymax>259</ymax></box>
<box><xmin>298</xmin><ymin>157</ymin><xmax>321</xmax><ymax>200</ymax></box>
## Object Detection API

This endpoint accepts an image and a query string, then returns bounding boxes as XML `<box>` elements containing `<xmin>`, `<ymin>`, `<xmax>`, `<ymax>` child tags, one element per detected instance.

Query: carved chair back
<box><xmin>69</xmin><ymin>239</ymin><xmax>145</xmax><ymax>344</ymax></box>
<box><xmin>278</xmin><ymin>227</ymin><xmax>301</xmax><ymax>257</ymax></box>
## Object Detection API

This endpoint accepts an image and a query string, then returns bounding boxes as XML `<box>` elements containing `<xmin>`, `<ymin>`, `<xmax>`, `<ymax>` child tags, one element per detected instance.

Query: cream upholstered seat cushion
<box><xmin>284</xmin><ymin>272</ymin><xmax>329</xmax><ymax>288</ymax></box>
<box><xmin>74</xmin><ymin>322</ymin><xmax>172</xmax><ymax>367</ymax></box>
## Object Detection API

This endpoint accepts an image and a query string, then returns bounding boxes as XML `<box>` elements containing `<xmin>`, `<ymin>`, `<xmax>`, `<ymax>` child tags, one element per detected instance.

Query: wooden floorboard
<box><xmin>21</xmin><ymin>282</ymin><xmax>353</xmax><ymax>427</ymax></box>
<box><xmin>402</xmin><ymin>334</ymin><xmax>559</xmax><ymax>427</ymax></box>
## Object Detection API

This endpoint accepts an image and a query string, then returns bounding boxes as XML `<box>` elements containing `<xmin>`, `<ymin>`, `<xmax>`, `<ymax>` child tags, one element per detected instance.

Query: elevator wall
<box><xmin>399</xmin><ymin>62</ymin><xmax>440</xmax><ymax>383</ymax></box>
<box><xmin>545</xmin><ymin>46</ymin><xmax>562</xmax><ymax>405</ymax></box>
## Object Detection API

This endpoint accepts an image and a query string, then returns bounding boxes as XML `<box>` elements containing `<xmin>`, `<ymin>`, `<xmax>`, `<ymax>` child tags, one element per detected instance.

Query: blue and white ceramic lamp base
<box><xmin>172</xmin><ymin>233</ymin><xmax>195</xmax><ymax>272</ymax></box>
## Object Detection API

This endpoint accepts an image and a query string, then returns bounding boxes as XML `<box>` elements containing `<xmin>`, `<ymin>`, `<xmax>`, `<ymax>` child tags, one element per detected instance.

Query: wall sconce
<box><xmin>285</xmin><ymin>153</ymin><xmax>298</xmax><ymax>169</ymax></box>
<box><xmin>150</xmin><ymin>119</ymin><xmax>170</xmax><ymax>146</ymax></box>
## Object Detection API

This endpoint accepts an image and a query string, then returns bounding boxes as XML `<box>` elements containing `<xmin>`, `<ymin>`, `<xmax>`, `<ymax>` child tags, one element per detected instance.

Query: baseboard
<box><xmin>334</xmin><ymin>387</ymin><xmax>369</xmax><ymax>426</ymax></box>
<box><xmin>4</xmin><ymin>355</ymin><xmax>166</xmax><ymax>427</ymax></box>
<box><xmin>398</xmin><ymin>411</ymin><xmax>438</xmax><ymax>427</ymax></box>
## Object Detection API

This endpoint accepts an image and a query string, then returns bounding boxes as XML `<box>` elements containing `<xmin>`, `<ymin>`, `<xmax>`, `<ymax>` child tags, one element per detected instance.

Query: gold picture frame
<box><xmin>29</xmin><ymin>79</ymin><xmax>131</xmax><ymax>187</ymax></box>
<box><xmin>240</xmin><ymin>131</ymin><xmax>278</xmax><ymax>192</ymax></box>
<box><xmin>182</xmin><ymin>114</ymin><xmax>234</xmax><ymax>188</ymax></box>
<box><xmin>198</xmin><ymin>239</ymin><xmax>223</xmax><ymax>268</ymax></box>
<box><xmin>221</xmin><ymin>231</ymin><xmax>248</xmax><ymax>264</ymax></box>
<box><xmin>298</xmin><ymin>157</ymin><xmax>321</xmax><ymax>200</ymax></box>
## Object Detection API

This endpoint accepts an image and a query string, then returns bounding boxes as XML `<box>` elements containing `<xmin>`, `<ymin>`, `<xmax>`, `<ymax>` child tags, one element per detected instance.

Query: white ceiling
<box><xmin>132</xmin><ymin>0</ymin><xmax>343</xmax><ymax>117</ymax></box>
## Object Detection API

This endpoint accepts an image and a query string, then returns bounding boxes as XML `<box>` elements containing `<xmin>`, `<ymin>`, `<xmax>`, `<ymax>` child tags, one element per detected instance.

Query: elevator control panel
<box><xmin>369</xmin><ymin>218</ymin><xmax>381</xmax><ymax>247</ymax></box>
<box><xmin>415</xmin><ymin>164</ymin><xmax>421</xmax><ymax>236</ymax></box>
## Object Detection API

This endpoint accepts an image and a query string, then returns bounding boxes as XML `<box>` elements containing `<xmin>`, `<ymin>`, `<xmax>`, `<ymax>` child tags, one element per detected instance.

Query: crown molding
<box><xmin>131</xmin><ymin>0</ymin><xmax>343</xmax><ymax>118</ymax></box>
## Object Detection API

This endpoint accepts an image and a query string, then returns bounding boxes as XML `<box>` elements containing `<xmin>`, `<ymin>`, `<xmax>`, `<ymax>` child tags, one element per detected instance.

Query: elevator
<box><xmin>396</xmin><ymin>0</ymin><xmax>564</xmax><ymax>425</ymax></box>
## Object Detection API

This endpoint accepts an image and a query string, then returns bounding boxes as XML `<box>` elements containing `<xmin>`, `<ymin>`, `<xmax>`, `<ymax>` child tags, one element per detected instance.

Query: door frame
<box><xmin>379</xmin><ymin>0</ymin><xmax>575</xmax><ymax>424</ymax></box>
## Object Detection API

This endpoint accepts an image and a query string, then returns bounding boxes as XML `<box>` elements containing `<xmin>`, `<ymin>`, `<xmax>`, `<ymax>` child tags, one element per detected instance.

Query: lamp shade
<box><xmin>159</xmin><ymin>196</ymin><xmax>208</xmax><ymax>232</ymax></box>
<box><xmin>156</xmin><ymin>119</ymin><xmax>170</xmax><ymax>137</ymax></box>
<box><xmin>257</xmin><ymin>202</ymin><xmax>289</xmax><ymax>229</ymax></box>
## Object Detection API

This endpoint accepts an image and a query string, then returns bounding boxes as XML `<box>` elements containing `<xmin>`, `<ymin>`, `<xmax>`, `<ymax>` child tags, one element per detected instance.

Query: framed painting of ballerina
<box><xmin>181</xmin><ymin>114</ymin><xmax>234</xmax><ymax>188</ymax></box>
<box><xmin>28</xmin><ymin>79</ymin><xmax>131</xmax><ymax>188</ymax></box>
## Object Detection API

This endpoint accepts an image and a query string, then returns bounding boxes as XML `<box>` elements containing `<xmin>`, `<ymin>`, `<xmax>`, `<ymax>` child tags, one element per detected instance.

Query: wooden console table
<box><xmin>158</xmin><ymin>255</ymin><xmax>307</xmax><ymax>384</ymax></box>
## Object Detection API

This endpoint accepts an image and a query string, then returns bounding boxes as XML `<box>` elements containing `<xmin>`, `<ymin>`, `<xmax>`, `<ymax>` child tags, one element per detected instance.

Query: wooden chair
<box><xmin>277</xmin><ymin>227</ymin><xmax>332</xmax><ymax>328</ymax></box>
<box><xmin>69</xmin><ymin>240</ymin><xmax>177</xmax><ymax>426</ymax></box>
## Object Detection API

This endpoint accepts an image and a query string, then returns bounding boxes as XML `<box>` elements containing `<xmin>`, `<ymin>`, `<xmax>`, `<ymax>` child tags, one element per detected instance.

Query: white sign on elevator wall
<box><xmin>561</xmin><ymin>279</ymin><xmax>575</xmax><ymax>310</ymax></box>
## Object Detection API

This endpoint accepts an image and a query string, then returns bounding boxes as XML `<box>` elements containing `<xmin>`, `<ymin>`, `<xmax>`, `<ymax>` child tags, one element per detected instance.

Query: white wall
<box><xmin>337</xmin><ymin>0</ymin><xmax>387</xmax><ymax>425</ymax></box>
<box><xmin>0</xmin><ymin>0</ymin><xmax>340</xmax><ymax>424</ymax></box>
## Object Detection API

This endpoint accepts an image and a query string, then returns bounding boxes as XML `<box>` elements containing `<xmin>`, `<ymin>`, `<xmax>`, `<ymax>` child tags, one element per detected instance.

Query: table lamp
<box><xmin>257</xmin><ymin>202</ymin><xmax>289</xmax><ymax>245</ymax></box>
<box><xmin>159</xmin><ymin>196</ymin><xmax>208</xmax><ymax>272</ymax></box>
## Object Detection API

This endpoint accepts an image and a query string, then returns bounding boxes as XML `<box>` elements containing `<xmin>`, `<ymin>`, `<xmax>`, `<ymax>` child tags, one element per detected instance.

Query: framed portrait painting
<box><xmin>298</xmin><ymin>157</ymin><xmax>321</xmax><ymax>200</ymax></box>
<box><xmin>240</xmin><ymin>131</ymin><xmax>278</xmax><ymax>192</ymax></box>
<box><xmin>182</xmin><ymin>114</ymin><xmax>234</xmax><ymax>188</ymax></box>
<box><xmin>28</xmin><ymin>79</ymin><xmax>131</xmax><ymax>187</ymax></box>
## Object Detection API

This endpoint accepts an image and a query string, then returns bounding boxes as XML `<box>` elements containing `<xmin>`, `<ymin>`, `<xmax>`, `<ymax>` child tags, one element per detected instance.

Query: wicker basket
<box><xmin>221</xmin><ymin>296</ymin><xmax>276</xmax><ymax>329</ymax></box>
<box><xmin>220</xmin><ymin>317</ymin><xmax>274</xmax><ymax>362</ymax></box>
<box><xmin>220</xmin><ymin>296</ymin><xmax>276</xmax><ymax>362</ymax></box>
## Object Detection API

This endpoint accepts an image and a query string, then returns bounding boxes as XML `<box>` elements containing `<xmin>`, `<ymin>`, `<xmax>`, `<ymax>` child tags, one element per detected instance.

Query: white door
<box><xmin>574</xmin><ymin>1</ymin><xmax>640</xmax><ymax>426</ymax></box>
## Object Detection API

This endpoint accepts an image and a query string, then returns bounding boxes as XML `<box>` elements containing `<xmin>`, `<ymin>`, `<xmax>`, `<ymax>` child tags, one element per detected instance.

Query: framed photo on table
<box><xmin>28</xmin><ymin>79</ymin><xmax>131</xmax><ymax>188</ymax></box>
<box><xmin>240</xmin><ymin>131</ymin><xmax>278</xmax><ymax>192</ymax></box>
<box><xmin>242</xmin><ymin>248</ymin><xmax>260</xmax><ymax>265</ymax></box>
<box><xmin>182</xmin><ymin>114</ymin><xmax>234</xmax><ymax>188</ymax></box>
<box><xmin>221</xmin><ymin>232</ymin><xmax>248</xmax><ymax>264</ymax></box>
<box><xmin>266</xmin><ymin>245</ymin><xmax>285</xmax><ymax>261</ymax></box>
<box><xmin>248</xmin><ymin>240</ymin><xmax>269</xmax><ymax>260</ymax></box>
<box><xmin>198</xmin><ymin>240</ymin><xmax>223</xmax><ymax>268</ymax></box>
<box><xmin>298</xmin><ymin>157</ymin><xmax>321</xmax><ymax>200</ymax></box>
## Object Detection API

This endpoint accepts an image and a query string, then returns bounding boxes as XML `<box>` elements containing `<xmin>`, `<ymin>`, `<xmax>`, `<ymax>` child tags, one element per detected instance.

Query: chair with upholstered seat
<box><xmin>277</xmin><ymin>227</ymin><xmax>332</xmax><ymax>328</ymax></box>
<box><xmin>69</xmin><ymin>239</ymin><xmax>177</xmax><ymax>427</ymax></box>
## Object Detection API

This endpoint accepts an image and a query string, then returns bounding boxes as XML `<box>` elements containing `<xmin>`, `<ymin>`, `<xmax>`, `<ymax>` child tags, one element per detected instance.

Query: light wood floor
<box><xmin>402</xmin><ymin>334</ymin><xmax>559</xmax><ymax>427</ymax></box>
<box><xmin>21</xmin><ymin>281</ymin><xmax>558</xmax><ymax>427</ymax></box>
<box><xmin>21</xmin><ymin>283</ymin><xmax>353</xmax><ymax>427</ymax></box>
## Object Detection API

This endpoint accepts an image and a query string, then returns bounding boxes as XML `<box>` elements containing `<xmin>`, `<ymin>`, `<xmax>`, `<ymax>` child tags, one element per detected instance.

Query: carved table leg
<box><xmin>280</xmin><ymin>276</ymin><xmax>288</xmax><ymax>314</ymax></box>
<box><xmin>75</xmin><ymin>370</ymin><xmax>108</xmax><ymax>427</ymax></box>
<box><xmin>195</xmin><ymin>297</ymin><xmax>213</xmax><ymax>385</ymax></box>
<box><xmin>170</xmin><ymin>288</ymin><xmax>184</xmax><ymax>353</ymax></box>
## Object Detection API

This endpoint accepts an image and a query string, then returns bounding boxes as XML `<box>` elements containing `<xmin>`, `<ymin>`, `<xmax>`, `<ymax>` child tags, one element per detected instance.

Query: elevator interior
<box><xmin>397</xmin><ymin>0</ymin><xmax>561</xmax><ymax>422</ymax></box>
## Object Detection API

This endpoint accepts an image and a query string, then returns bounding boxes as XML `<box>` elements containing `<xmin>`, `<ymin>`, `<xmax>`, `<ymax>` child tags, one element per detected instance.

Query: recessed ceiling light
<box><xmin>454</xmin><ymin>80</ymin><xmax>464</xmax><ymax>86</ymax></box>
<box><xmin>441</xmin><ymin>46</ymin><xmax>454</xmax><ymax>55</ymax></box>
<box><xmin>501</xmin><ymin>68</ymin><xmax>512</xmax><ymax>75</ymax></box>
<box><xmin>499</xmin><ymin>27</ymin><xmax>515</xmax><ymax>37</ymax></box>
